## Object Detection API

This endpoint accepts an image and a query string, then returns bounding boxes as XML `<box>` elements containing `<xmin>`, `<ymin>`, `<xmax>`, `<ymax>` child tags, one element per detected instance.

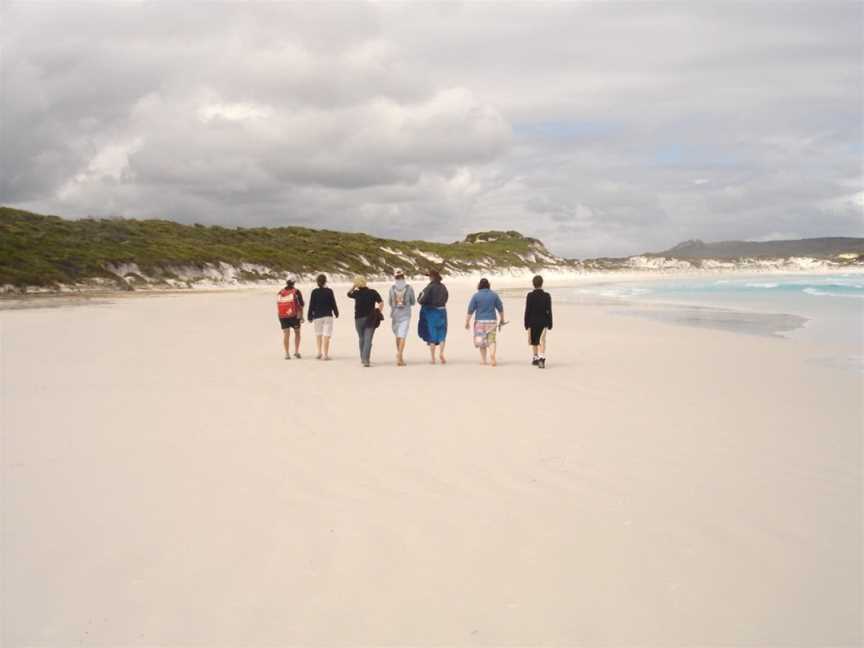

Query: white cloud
<box><xmin>1</xmin><ymin>1</ymin><xmax>861</xmax><ymax>257</ymax></box>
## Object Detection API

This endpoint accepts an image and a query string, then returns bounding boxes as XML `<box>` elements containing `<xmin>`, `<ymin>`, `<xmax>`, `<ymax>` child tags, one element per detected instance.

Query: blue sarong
<box><xmin>418</xmin><ymin>305</ymin><xmax>447</xmax><ymax>345</ymax></box>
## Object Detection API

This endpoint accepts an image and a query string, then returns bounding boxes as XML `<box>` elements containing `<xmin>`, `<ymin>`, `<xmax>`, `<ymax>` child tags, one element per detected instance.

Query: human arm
<box><xmin>546</xmin><ymin>293</ymin><xmax>553</xmax><ymax>330</ymax></box>
<box><xmin>524</xmin><ymin>295</ymin><xmax>530</xmax><ymax>330</ymax></box>
<box><xmin>331</xmin><ymin>289</ymin><xmax>339</xmax><ymax>318</ymax></box>
<box><xmin>465</xmin><ymin>293</ymin><xmax>477</xmax><ymax>329</ymax></box>
<box><xmin>495</xmin><ymin>293</ymin><xmax>505</xmax><ymax>324</ymax></box>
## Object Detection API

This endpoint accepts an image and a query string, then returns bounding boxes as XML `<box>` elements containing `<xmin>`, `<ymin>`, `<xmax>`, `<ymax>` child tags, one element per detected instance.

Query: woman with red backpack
<box><xmin>277</xmin><ymin>278</ymin><xmax>305</xmax><ymax>359</ymax></box>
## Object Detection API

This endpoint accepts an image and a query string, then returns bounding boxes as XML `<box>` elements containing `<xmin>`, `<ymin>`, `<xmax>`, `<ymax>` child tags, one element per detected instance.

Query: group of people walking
<box><xmin>276</xmin><ymin>271</ymin><xmax>553</xmax><ymax>369</ymax></box>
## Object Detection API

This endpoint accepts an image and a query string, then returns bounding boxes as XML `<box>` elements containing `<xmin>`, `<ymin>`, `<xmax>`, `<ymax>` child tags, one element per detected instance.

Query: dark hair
<box><xmin>316</xmin><ymin>274</ymin><xmax>327</xmax><ymax>287</ymax></box>
<box><xmin>532</xmin><ymin>275</ymin><xmax>543</xmax><ymax>288</ymax></box>
<box><xmin>285</xmin><ymin>279</ymin><xmax>295</xmax><ymax>288</ymax></box>
<box><xmin>478</xmin><ymin>278</ymin><xmax>490</xmax><ymax>290</ymax></box>
<box><xmin>428</xmin><ymin>269</ymin><xmax>442</xmax><ymax>282</ymax></box>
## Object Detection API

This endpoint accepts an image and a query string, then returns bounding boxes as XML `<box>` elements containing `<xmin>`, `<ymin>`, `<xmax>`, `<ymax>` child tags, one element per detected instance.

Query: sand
<box><xmin>2</xmin><ymin>279</ymin><xmax>861</xmax><ymax>647</ymax></box>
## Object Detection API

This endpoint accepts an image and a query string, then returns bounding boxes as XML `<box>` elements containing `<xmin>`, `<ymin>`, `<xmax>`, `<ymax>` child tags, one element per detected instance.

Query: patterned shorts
<box><xmin>473</xmin><ymin>320</ymin><xmax>498</xmax><ymax>348</ymax></box>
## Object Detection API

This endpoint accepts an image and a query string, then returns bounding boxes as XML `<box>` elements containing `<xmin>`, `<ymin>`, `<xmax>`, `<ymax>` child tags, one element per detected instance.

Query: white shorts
<box><xmin>313</xmin><ymin>316</ymin><xmax>334</xmax><ymax>337</ymax></box>
<box><xmin>392</xmin><ymin>317</ymin><xmax>410</xmax><ymax>339</ymax></box>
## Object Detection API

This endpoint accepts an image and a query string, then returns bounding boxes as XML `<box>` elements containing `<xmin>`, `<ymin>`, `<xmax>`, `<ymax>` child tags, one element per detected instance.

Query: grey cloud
<box><xmin>1</xmin><ymin>1</ymin><xmax>861</xmax><ymax>258</ymax></box>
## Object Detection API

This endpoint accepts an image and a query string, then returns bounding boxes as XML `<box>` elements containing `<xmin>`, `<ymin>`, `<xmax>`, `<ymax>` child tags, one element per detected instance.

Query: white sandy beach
<box><xmin>2</xmin><ymin>279</ymin><xmax>861</xmax><ymax>647</ymax></box>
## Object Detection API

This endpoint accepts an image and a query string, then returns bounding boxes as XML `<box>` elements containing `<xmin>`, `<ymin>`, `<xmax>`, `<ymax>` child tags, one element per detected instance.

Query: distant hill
<box><xmin>0</xmin><ymin>207</ymin><xmax>573</xmax><ymax>291</ymax></box>
<box><xmin>648</xmin><ymin>237</ymin><xmax>864</xmax><ymax>260</ymax></box>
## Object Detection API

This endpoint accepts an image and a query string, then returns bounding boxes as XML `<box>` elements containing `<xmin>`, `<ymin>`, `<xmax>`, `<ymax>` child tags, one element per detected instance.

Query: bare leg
<box><xmin>397</xmin><ymin>338</ymin><xmax>406</xmax><ymax>365</ymax></box>
<box><xmin>429</xmin><ymin>344</ymin><xmax>436</xmax><ymax>365</ymax></box>
<box><xmin>479</xmin><ymin>347</ymin><xmax>487</xmax><ymax>365</ymax></box>
<box><xmin>283</xmin><ymin>330</ymin><xmax>291</xmax><ymax>357</ymax></box>
<box><xmin>439</xmin><ymin>341</ymin><xmax>447</xmax><ymax>364</ymax></box>
<box><xmin>489</xmin><ymin>342</ymin><xmax>497</xmax><ymax>367</ymax></box>
<box><xmin>294</xmin><ymin>328</ymin><xmax>302</xmax><ymax>356</ymax></box>
<box><xmin>316</xmin><ymin>335</ymin><xmax>323</xmax><ymax>359</ymax></box>
<box><xmin>323</xmin><ymin>336</ymin><xmax>331</xmax><ymax>359</ymax></box>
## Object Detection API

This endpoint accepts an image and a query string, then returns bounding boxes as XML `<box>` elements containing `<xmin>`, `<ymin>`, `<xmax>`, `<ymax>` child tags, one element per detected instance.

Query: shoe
<box><xmin>538</xmin><ymin>358</ymin><xmax>546</xmax><ymax>369</ymax></box>
<box><xmin>285</xmin><ymin>353</ymin><xmax>291</xmax><ymax>360</ymax></box>
<box><xmin>363</xmin><ymin>362</ymin><xmax>371</xmax><ymax>368</ymax></box>
<box><xmin>294</xmin><ymin>353</ymin><xmax>302</xmax><ymax>359</ymax></box>
<box><xmin>531</xmin><ymin>357</ymin><xmax>539</xmax><ymax>366</ymax></box>
<box><xmin>316</xmin><ymin>353</ymin><xmax>323</xmax><ymax>360</ymax></box>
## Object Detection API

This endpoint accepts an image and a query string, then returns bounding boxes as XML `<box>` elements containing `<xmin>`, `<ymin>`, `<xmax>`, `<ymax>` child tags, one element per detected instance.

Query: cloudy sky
<box><xmin>2</xmin><ymin>1</ymin><xmax>861</xmax><ymax>257</ymax></box>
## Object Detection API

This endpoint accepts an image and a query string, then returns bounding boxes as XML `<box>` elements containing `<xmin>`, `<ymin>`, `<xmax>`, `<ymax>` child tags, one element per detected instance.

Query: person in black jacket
<box><xmin>524</xmin><ymin>275</ymin><xmax>553</xmax><ymax>369</ymax></box>
<box><xmin>308</xmin><ymin>274</ymin><xmax>339</xmax><ymax>360</ymax></box>
<box><xmin>347</xmin><ymin>275</ymin><xmax>384</xmax><ymax>367</ymax></box>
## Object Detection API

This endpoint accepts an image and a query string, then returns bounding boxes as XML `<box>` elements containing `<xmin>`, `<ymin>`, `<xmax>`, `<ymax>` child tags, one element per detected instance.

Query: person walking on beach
<box><xmin>388</xmin><ymin>269</ymin><xmax>416</xmax><ymax>366</ymax></box>
<box><xmin>347</xmin><ymin>276</ymin><xmax>384</xmax><ymax>367</ymax></box>
<box><xmin>277</xmin><ymin>278</ymin><xmax>305</xmax><ymax>359</ymax></box>
<box><xmin>308</xmin><ymin>274</ymin><xmax>339</xmax><ymax>360</ymax></box>
<box><xmin>465</xmin><ymin>278</ymin><xmax>505</xmax><ymax>367</ymax></box>
<box><xmin>418</xmin><ymin>269</ymin><xmax>449</xmax><ymax>364</ymax></box>
<box><xmin>524</xmin><ymin>274</ymin><xmax>553</xmax><ymax>369</ymax></box>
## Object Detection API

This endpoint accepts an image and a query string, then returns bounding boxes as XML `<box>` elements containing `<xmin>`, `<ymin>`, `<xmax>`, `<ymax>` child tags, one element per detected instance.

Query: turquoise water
<box><xmin>569</xmin><ymin>272</ymin><xmax>864</xmax><ymax>369</ymax></box>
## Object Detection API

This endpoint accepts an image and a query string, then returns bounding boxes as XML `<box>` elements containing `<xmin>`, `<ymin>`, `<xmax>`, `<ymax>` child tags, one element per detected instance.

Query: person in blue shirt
<box><xmin>465</xmin><ymin>278</ymin><xmax>505</xmax><ymax>366</ymax></box>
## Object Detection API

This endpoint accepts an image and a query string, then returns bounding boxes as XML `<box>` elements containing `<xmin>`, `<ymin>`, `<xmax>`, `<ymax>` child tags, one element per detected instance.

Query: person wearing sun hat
<box><xmin>388</xmin><ymin>268</ymin><xmax>416</xmax><ymax>366</ymax></box>
<box><xmin>276</xmin><ymin>277</ymin><xmax>305</xmax><ymax>359</ymax></box>
<box><xmin>417</xmin><ymin>268</ymin><xmax>449</xmax><ymax>364</ymax></box>
<box><xmin>347</xmin><ymin>275</ymin><xmax>384</xmax><ymax>367</ymax></box>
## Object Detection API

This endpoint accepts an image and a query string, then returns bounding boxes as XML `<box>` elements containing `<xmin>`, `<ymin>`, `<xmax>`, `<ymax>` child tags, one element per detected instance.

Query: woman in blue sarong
<box><xmin>418</xmin><ymin>269</ymin><xmax>449</xmax><ymax>364</ymax></box>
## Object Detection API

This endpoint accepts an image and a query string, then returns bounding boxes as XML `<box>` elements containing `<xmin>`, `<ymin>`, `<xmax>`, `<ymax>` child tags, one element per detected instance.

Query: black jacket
<box><xmin>524</xmin><ymin>289</ymin><xmax>553</xmax><ymax>329</ymax></box>
<box><xmin>308</xmin><ymin>287</ymin><xmax>339</xmax><ymax>320</ymax></box>
<box><xmin>418</xmin><ymin>281</ymin><xmax>449</xmax><ymax>308</ymax></box>
<box><xmin>347</xmin><ymin>286</ymin><xmax>383</xmax><ymax>319</ymax></box>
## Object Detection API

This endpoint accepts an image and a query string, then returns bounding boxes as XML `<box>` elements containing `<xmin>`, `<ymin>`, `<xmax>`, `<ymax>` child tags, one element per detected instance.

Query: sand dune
<box><xmin>2</xmin><ymin>280</ymin><xmax>861</xmax><ymax>646</ymax></box>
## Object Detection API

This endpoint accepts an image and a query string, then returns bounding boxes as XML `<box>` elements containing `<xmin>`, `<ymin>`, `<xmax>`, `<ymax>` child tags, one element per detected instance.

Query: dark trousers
<box><xmin>354</xmin><ymin>317</ymin><xmax>376</xmax><ymax>364</ymax></box>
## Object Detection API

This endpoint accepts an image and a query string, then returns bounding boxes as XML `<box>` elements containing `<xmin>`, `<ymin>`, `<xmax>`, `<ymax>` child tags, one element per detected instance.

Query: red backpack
<box><xmin>277</xmin><ymin>288</ymin><xmax>301</xmax><ymax>319</ymax></box>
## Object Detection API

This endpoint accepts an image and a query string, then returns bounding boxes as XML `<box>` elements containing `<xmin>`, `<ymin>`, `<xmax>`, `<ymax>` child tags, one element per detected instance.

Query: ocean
<box><xmin>566</xmin><ymin>272</ymin><xmax>864</xmax><ymax>371</ymax></box>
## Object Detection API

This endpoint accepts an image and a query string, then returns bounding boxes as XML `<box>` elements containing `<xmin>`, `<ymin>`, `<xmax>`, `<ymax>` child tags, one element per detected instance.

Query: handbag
<box><xmin>366</xmin><ymin>308</ymin><xmax>383</xmax><ymax>329</ymax></box>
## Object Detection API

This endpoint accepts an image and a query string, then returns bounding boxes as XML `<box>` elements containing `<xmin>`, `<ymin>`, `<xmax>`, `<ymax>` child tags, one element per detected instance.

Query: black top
<box><xmin>347</xmin><ymin>286</ymin><xmax>383</xmax><ymax>318</ymax></box>
<box><xmin>308</xmin><ymin>287</ymin><xmax>339</xmax><ymax>320</ymax></box>
<box><xmin>418</xmin><ymin>281</ymin><xmax>449</xmax><ymax>308</ymax></box>
<box><xmin>524</xmin><ymin>288</ymin><xmax>553</xmax><ymax>329</ymax></box>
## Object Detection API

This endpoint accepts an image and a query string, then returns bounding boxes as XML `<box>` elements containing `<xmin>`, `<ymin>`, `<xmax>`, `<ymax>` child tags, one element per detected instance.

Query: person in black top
<box><xmin>524</xmin><ymin>274</ymin><xmax>553</xmax><ymax>369</ymax></box>
<box><xmin>347</xmin><ymin>275</ymin><xmax>384</xmax><ymax>367</ymax></box>
<box><xmin>417</xmin><ymin>269</ymin><xmax>449</xmax><ymax>365</ymax></box>
<box><xmin>308</xmin><ymin>274</ymin><xmax>339</xmax><ymax>360</ymax></box>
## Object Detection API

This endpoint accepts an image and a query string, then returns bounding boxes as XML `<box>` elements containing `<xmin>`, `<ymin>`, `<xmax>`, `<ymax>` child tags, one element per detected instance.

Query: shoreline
<box><xmin>3</xmin><ymin>265</ymin><xmax>863</xmax><ymax>309</ymax></box>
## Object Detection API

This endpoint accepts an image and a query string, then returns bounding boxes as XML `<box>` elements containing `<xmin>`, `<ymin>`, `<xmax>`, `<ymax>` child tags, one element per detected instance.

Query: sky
<box><xmin>1</xmin><ymin>1</ymin><xmax>862</xmax><ymax>258</ymax></box>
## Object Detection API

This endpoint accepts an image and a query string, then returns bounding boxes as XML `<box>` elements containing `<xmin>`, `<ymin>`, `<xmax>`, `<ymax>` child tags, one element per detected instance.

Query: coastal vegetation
<box><xmin>0</xmin><ymin>207</ymin><xmax>567</xmax><ymax>290</ymax></box>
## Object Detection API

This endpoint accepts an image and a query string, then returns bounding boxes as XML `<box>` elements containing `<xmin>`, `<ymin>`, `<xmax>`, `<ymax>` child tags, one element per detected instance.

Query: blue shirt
<box><xmin>467</xmin><ymin>289</ymin><xmax>503</xmax><ymax>321</ymax></box>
